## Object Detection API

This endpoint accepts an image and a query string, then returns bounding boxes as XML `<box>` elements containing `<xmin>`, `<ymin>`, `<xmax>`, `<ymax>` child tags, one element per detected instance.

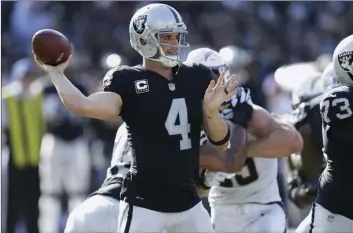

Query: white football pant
<box><xmin>118</xmin><ymin>201</ymin><xmax>214</xmax><ymax>232</ymax></box>
<box><xmin>211</xmin><ymin>203</ymin><xmax>286</xmax><ymax>233</ymax></box>
<box><xmin>296</xmin><ymin>203</ymin><xmax>353</xmax><ymax>233</ymax></box>
<box><xmin>65</xmin><ymin>195</ymin><xmax>120</xmax><ymax>233</ymax></box>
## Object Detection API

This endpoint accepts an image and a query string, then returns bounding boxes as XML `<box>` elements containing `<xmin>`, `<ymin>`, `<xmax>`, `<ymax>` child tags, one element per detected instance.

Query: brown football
<box><xmin>32</xmin><ymin>29</ymin><xmax>72</xmax><ymax>66</ymax></box>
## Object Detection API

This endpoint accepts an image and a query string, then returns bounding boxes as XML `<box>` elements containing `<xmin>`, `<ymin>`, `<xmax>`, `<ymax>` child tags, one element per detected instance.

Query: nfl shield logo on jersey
<box><xmin>168</xmin><ymin>83</ymin><xmax>176</xmax><ymax>91</ymax></box>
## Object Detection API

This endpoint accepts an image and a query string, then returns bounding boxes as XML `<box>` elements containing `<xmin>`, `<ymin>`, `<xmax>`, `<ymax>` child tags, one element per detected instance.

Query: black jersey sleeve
<box><xmin>220</xmin><ymin>87</ymin><xmax>254</xmax><ymax>128</ymax></box>
<box><xmin>102</xmin><ymin>66</ymin><xmax>132</xmax><ymax>100</ymax></box>
<box><xmin>320</xmin><ymin>86</ymin><xmax>353</xmax><ymax>144</ymax></box>
<box><xmin>102</xmin><ymin>66</ymin><xmax>135</xmax><ymax>117</ymax></box>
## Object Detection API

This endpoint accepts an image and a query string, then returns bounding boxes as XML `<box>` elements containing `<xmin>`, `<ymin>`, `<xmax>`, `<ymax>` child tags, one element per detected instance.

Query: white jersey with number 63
<box><xmin>208</xmin><ymin>134</ymin><xmax>282</xmax><ymax>205</ymax></box>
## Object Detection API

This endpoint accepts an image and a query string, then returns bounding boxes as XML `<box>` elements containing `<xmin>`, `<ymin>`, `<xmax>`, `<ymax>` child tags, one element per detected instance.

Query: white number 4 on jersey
<box><xmin>165</xmin><ymin>98</ymin><xmax>192</xmax><ymax>150</ymax></box>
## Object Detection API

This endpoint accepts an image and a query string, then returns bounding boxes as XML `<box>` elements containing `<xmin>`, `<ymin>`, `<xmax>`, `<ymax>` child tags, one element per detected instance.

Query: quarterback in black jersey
<box><xmin>64</xmin><ymin>49</ymin><xmax>249</xmax><ymax>233</ymax></box>
<box><xmin>65</xmin><ymin>120</ymin><xmax>247</xmax><ymax>233</ymax></box>
<box><xmin>296</xmin><ymin>35</ymin><xmax>353</xmax><ymax>233</ymax></box>
<box><xmin>36</xmin><ymin>3</ymin><xmax>239</xmax><ymax>233</ymax></box>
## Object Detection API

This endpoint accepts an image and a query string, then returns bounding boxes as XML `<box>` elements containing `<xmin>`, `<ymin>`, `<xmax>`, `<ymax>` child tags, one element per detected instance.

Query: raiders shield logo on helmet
<box><xmin>133</xmin><ymin>15</ymin><xmax>147</xmax><ymax>34</ymax></box>
<box><xmin>338</xmin><ymin>51</ymin><xmax>353</xmax><ymax>79</ymax></box>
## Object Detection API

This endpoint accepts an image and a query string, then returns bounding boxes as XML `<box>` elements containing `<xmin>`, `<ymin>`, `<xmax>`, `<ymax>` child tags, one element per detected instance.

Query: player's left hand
<box><xmin>203</xmin><ymin>72</ymin><xmax>238</xmax><ymax>114</ymax></box>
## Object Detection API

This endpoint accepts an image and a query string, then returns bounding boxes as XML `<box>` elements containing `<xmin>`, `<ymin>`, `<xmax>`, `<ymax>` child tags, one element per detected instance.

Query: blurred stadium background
<box><xmin>1</xmin><ymin>1</ymin><xmax>352</xmax><ymax>233</ymax></box>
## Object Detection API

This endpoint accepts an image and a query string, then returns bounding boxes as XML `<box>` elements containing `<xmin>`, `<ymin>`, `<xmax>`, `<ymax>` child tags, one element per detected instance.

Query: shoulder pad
<box><xmin>102</xmin><ymin>65</ymin><xmax>137</xmax><ymax>88</ymax></box>
<box><xmin>291</xmin><ymin>103</ymin><xmax>310</xmax><ymax>128</ymax></box>
<box><xmin>292</xmin><ymin>75</ymin><xmax>323</xmax><ymax>107</ymax></box>
<box><xmin>320</xmin><ymin>85</ymin><xmax>353</xmax><ymax>124</ymax></box>
<box><xmin>292</xmin><ymin>92</ymin><xmax>322</xmax><ymax>125</ymax></box>
<box><xmin>322</xmin><ymin>85</ymin><xmax>351</xmax><ymax>100</ymax></box>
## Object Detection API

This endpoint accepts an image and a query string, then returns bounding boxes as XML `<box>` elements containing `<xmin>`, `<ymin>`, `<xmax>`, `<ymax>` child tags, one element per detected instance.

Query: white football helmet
<box><xmin>219</xmin><ymin>45</ymin><xmax>252</xmax><ymax>71</ymax></box>
<box><xmin>333</xmin><ymin>34</ymin><xmax>353</xmax><ymax>85</ymax></box>
<box><xmin>186</xmin><ymin>47</ymin><xmax>229</xmax><ymax>78</ymax></box>
<box><xmin>321</xmin><ymin>62</ymin><xmax>340</xmax><ymax>90</ymax></box>
<box><xmin>129</xmin><ymin>3</ymin><xmax>189</xmax><ymax>67</ymax></box>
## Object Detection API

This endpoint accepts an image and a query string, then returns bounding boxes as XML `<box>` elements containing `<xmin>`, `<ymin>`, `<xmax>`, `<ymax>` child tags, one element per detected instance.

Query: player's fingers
<box><xmin>33</xmin><ymin>55</ymin><xmax>46</xmax><ymax>70</ymax></box>
<box><xmin>206</xmin><ymin>80</ymin><xmax>215</xmax><ymax>92</ymax></box>
<box><xmin>225</xmin><ymin>89</ymin><xmax>236</xmax><ymax>99</ymax></box>
<box><xmin>65</xmin><ymin>54</ymin><xmax>73</xmax><ymax>62</ymax></box>
<box><xmin>224</xmin><ymin>74</ymin><xmax>236</xmax><ymax>87</ymax></box>
<box><xmin>228</xmin><ymin>80</ymin><xmax>239</xmax><ymax>91</ymax></box>
<box><xmin>58</xmin><ymin>54</ymin><xmax>72</xmax><ymax>70</ymax></box>
<box><xmin>216</xmin><ymin>72</ymin><xmax>225</xmax><ymax>86</ymax></box>
<box><xmin>225</xmin><ymin>81</ymin><xmax>239</xmax><ymax>99</ymax></box>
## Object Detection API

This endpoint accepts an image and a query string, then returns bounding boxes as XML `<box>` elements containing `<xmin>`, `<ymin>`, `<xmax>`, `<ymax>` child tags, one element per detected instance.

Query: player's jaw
<box><xmin>159</xmin><ymin>33</ymin><xmax>180</xmax><ymax>56</ymax></box>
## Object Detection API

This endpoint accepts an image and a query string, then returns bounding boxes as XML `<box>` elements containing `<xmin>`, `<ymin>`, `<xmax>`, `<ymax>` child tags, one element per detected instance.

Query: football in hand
<box><xmin>32</xmin><ymin>29</ymin><xmax>72</xmax><ymax>66</ymax></box>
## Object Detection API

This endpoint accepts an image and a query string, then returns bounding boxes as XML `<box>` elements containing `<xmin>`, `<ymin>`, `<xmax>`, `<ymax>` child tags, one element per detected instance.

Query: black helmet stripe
<box><xmin>204</xmin><ymin>51</ymin><xmax>213</xmax><ymax>61</ymax></box>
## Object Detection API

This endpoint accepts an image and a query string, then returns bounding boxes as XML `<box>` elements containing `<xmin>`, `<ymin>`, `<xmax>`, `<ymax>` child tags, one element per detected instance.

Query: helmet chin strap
<box><xmin>148</xmin><ymin>56</ymin><xmax>179</xmax><ymax>68</ymax></box>
<box><xmin>148</xmin><ymin>49</ymin><xmax>180</xmax><ymax>68</ymax></box>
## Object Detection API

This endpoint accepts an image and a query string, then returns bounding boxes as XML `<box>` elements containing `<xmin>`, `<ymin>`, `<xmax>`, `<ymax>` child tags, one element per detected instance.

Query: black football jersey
<box><xmin>291</xmin><ymin>94</ymin><xmax>325</xmax><ymax>176</ymax></box>
<box><xmin>291</xmin><ymin>73</ymin><xmax>324</xmax><ymax>149</ymax></box>
<box><xmin>102</xmin><ymin>64</ymin><xmax>214</xmax><ymax>212</ymax></box>
<box><xmin>317</xmin><ymin>85</ymin><xmax>353</xmax><ymax>220</ymax></box>
<box><xmin>286</xmin><ymin>92</ymin><xmax>325</xmax><ymax>206</ymax></box>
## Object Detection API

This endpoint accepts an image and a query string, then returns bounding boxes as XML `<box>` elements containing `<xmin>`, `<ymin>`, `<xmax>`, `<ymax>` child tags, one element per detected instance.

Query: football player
<box><xmin>65</xmin><ymin>116</ymin><xmax>248</xmax><ymax>232</ymax></box>
<box><xmin>186</xmin><ymin>48</ymin><xmax>303</xmax><ymax>233</ymax></box>
<box><xmin>287</xmin><ymin>62</ymin><xmax>339</xmax><ymax>215</ymax></box>
<box><xmin>35</xmin><ymin>3</ymin><xmax>239</xmax><ymax>232</ymax></box>
<box><xmin>296</xmin><ymin>35</ymin><xmax>353</xmax><ymax>233</ymax></box>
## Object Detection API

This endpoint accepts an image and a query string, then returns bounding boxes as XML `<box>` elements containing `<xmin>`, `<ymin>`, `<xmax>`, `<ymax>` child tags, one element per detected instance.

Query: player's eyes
<box><xmin>160</xmin><ymin>34</ymin><xmax>179</xmax><ymax>42</ymax></box>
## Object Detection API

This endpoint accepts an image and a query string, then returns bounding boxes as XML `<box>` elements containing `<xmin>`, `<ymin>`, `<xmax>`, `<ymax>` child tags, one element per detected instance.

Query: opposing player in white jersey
<box><xmin>186</xmin><ymin>48</ymin><xmax>303</xmax><ymax>233</ymax></box>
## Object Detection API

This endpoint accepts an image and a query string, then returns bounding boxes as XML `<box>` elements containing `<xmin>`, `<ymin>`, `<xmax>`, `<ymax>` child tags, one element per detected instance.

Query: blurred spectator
<box><xmin>39</xmin><ymin>70</ymin><xmax>90</xmax><ymax>233</ymax></box>
<box><xmin>2</xmin><ymin>58</ymin><xmax>45</xmax><ymax>233</ymax></box>
<box><xmin>10</xmin><ymin>2</ymin><xmax>61</xmax><ymax>56</ymax></box>
<box><xmin>3</xmin><ymin>1</ymin><xmax>352</xmax><ymax>76</ymax></box>
<box><xmin>262</xmin><ymin>73</ymin><xmax>292</xmax><ymax>114</ymax></box>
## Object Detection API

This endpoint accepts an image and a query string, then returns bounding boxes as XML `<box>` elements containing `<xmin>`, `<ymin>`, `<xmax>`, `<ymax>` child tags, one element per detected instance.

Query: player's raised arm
<box><xmin>199</xmin><ymin>124</ymin><xmax>247</xmax><ymax>173</ymax></box>
<box><xmin>34</xmin><ymin>57</ymin><xmax>122</xmax><ymax>120</ymax></box>
<box><xmin>202</xmin><ymin>72</ymin><xmax>238</xmax><ymax>151</ymax></box>
<box><xmin>246</xmin><ymin>105</ymin><xmax>303</xmax><ymax>158</ymax></box>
